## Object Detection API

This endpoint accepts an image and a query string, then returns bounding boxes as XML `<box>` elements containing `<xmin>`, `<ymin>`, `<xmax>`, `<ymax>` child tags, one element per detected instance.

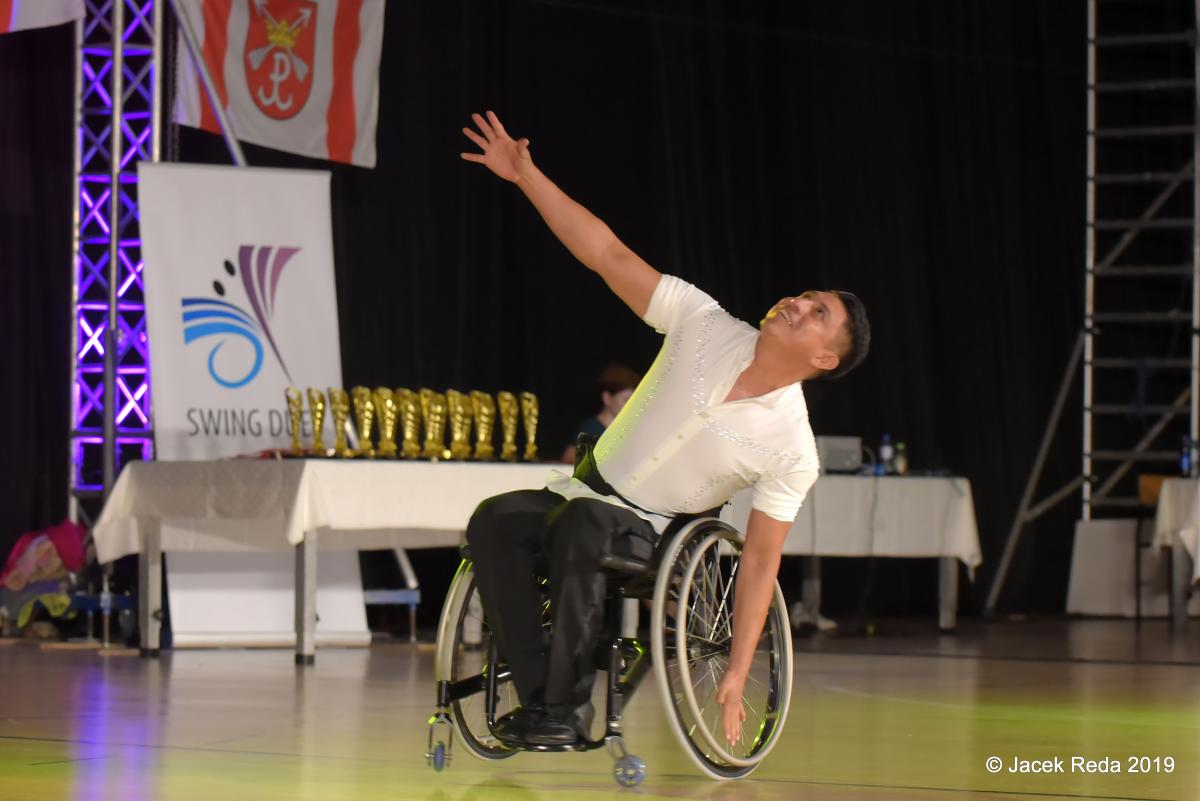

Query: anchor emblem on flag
<box><xmin>244</xmin><ymin>0</ymin><xmax>317</xmax><ymax>120</ymax></box>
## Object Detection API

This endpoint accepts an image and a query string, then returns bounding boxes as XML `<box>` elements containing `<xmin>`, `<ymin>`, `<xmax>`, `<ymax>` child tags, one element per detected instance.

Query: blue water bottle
<box><xmin>877</xmin><ymin>434</ymin><xmax>893</xmax><ymax>476</ymax></box>
<box><xmin>1182</xmin><ymin>435</ymin><xmax>1193</xmax><ymax>478</ymax></box>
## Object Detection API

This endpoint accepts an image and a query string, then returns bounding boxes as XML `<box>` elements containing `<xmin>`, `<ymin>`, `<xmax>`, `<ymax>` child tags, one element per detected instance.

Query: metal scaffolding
<box><xmin>70</xmin><ymin>0</ymin><xmax>160</xmax><ymax>520</ymax></box>
<box><xmin>986</xmin><ymin>0</ymin><xmax>1200</xmax><ymax>614</ymax></box>
<box><xmin>1083</xmin><ymin>0</ymin><xmax>1199</xmax><ymax>517</ymax></box>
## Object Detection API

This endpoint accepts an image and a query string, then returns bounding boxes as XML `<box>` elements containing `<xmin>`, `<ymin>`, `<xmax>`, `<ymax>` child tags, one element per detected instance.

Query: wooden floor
<box><xmin>2</xmin><ymin>621</ymin><xmax>1200</xmax><ymax>801</ymax></box>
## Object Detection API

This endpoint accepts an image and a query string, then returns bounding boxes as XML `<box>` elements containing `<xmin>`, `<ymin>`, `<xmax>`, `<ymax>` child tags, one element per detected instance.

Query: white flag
<box><xmin>174</xmin><ymin>0</ymin><xmax>384</xmax><ymax>168</ymax></box>
<box><xmin>0</xmin><ymin>0</ymin><xmax>84</xmax><ymax>34</ymax></box>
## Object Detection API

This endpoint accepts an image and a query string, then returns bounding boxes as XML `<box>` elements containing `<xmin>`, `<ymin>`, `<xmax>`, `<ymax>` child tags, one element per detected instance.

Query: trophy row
<box><xmin>285</xmin><ymin>387</ymin><xmax>539</xmax><ymax>462</ymax></box>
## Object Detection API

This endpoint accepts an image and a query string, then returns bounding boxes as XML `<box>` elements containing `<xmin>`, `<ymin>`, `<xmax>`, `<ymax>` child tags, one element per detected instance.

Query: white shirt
<box><xmin>546</xmin><ymin>275</ymin><xmax>819</xmax><ymax>531</ymax></box>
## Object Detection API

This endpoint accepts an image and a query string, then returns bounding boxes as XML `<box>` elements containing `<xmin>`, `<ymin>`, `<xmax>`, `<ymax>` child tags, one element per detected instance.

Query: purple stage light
<box><xmin>72</xmin><ymin>0</ymin><xmax>156</xmax><ymax>498</ymax></box>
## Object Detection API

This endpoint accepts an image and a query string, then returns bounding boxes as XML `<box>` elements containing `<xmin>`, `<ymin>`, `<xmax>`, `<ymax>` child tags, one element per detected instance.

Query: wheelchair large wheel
<box><xmin>650</xmin><ymin>519</ymin><xmax>794</xmax><ymax>780</ymax></box>
<box><xmin>433</xmin><ymin>559</ymin><xmax>520</xmax><ymax>761</ymax></box>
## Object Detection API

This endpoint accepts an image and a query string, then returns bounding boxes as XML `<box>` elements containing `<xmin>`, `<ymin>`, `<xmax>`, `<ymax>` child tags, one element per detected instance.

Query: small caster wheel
<box><xmin>431</xmin><ymin>741</ymin><xmax>446</xmax><ymax>772</ymax></box>
<box><xmin>614</xmin><ymin>754</ymin><xmax>646</xmax><ymax>787</ymax></box>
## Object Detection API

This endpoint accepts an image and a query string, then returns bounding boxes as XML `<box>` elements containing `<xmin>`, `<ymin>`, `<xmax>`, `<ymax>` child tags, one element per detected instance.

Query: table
<box><xmin>94</xmin><ymin>459</ymin><xmax>554</xmax><ymax>662</ymax></box>
<box><xmin>721</xmin><ymin>475</ymin><xmax>982</xmax><ymax>630</ymax></box>
<box><xmin>95</xmin><ymin>463</ymin><xmax>982</xmax><ymax>661</ymax></box>
<box><xmin>1152</xmin><ymin>478</ymin><xmax>1200</xmax><ymax>630</ymax></box>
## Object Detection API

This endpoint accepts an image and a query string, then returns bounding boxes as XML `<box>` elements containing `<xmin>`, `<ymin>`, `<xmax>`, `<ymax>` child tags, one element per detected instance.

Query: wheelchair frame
<box><xmin>427</xmin><ymin>516</ymin><xmax>792</xmax><ymax>785</ymax></box>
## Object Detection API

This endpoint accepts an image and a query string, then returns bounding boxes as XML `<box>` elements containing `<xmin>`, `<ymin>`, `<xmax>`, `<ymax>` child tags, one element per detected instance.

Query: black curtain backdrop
<box><xmin>0</xmin><ymin>23</ymin><xmax>75</xmax><ymax>562</ymax></box>
<box><xmin>3</xmin><ymin>1</ymin><xmax>1085</xmax><ymax>624</ymax></box>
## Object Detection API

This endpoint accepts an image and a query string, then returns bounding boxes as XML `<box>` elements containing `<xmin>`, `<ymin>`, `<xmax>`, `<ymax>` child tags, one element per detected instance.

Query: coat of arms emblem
<box><xmin>244</xmin><ymin>0</ymin><xmax>317</xmax><ymax>120</ymax></box>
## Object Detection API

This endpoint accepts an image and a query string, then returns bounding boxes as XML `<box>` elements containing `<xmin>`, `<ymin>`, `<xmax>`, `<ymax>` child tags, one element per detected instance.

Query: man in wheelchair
<box><xmin>459</xmin><ymin>111</ymin><xmax>870</xmax><ymax>750</ymax></box>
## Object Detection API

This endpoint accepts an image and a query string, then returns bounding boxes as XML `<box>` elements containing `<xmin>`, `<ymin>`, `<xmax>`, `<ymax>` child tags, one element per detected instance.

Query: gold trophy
<box><xmin>471</xmin><ymin>391</ymin><xmax>496</xmax><ymax>460</ymax></box>
<box><xmin>446</xmin><ymin>390</ymin><xmax>475</xmax><ymax>460</ymax></box>
<box><xmin>306</xmin><ymin>388</ymin><xmax>327</xmax><ymax>456</ymax></box>
<box><xmin>396</xmin><ymin>388</ymin><xmax>422</xmax><ymax>459</ymax></box>
<box><xmin>497</xmin><ymin>391</ymin><xmax>519</xmax><ymax>462</ymax></box>
<box><xmin>285</xmin><ymin>387</ymin><xmax>304</xmax><ymax>456</ymax></box>
<box><xmin>419</xmin><ymin>388</ymin><xmax>450</xmax><ymax>460</ymax></box>
<box><xmin>374</xmin><ymin>388</ymin><xmax>400</xmax><ymax>458</ymax></box>
<box><xmin>419</xmin><ymin>388</ymin><xmax>433</xmax><ymax>445</ymax></box>
<box><xmin>520</xmin><ymin>391</ymin><xmax>540</xmax><ymax>462</ymax></box>
<box><xmin>351</xmin><ymin>386</ymin><xmax>377</xmax><ymax>458</ymax></box>
<box><xmin>328</xmin><ymin>387</ymin><xmax>355</xmax><ymax>458</ymax></box>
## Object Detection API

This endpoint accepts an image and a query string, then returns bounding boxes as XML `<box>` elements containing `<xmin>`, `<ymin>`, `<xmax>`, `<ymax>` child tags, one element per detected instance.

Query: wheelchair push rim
<box><xmin>434</xmin><ymin>559</ymin><xmax>519</xmax><ymax>760</ymax></box>
<box><xmin>651</xmin><ymin>519</ymin><xmax>794</xmax><ymax>779</ymax></box>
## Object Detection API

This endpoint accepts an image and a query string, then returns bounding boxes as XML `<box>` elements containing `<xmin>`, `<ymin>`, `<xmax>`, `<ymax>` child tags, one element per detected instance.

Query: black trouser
<box><xmin>465</xmin><ymin>488</ymin><xmax>656</xmax><ymax>710</ymax></box>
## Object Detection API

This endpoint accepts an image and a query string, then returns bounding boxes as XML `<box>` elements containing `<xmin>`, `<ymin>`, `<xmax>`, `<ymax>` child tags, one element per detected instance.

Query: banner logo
<box><xmin>182</xmin><ymin>245</ymin><xmax>299</xmax><ymax>388</ymax></box>
<box><xmin>245</xmin><ymin>0</ymin><xmax>316</xmax><ymax>120</ymax></box>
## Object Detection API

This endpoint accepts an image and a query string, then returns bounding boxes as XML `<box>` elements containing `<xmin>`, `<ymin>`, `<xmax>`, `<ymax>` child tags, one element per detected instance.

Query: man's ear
<box><xmin>810</xmin><ymin>350</ymin><xmax>840</xmax><ymax>373</ymax></box>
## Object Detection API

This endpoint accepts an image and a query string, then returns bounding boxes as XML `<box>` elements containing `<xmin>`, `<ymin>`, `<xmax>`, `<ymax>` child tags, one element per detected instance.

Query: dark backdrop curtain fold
<box><xmin>0</xmin><ymin>23</ymin><xmax>75</xmax><ymax>560</ymax></box>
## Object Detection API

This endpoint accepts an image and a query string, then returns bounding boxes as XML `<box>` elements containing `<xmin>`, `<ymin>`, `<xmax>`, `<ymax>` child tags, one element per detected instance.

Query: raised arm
<box><xmin>461</xmin><ymin>111</ymin><xmax>661</xmax><ymax>318</ymax></box>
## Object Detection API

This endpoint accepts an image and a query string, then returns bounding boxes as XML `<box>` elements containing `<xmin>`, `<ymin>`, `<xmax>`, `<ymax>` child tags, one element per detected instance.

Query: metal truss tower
<box><xmin>70</xmin><ymin>0</ymin><xmax>160</xmax><ymax>518</ymax></box>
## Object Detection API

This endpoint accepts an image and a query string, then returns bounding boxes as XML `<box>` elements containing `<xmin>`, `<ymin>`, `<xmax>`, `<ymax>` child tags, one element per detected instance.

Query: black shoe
<box><xmin>525</xmin><ymin>701</ymin><xmax>594</xmax><ymax>746</ymax></box>
<box><xmin>492</xmin><ymin>705</ymin><xmax>548</xmax><ymax>745</ymax></box>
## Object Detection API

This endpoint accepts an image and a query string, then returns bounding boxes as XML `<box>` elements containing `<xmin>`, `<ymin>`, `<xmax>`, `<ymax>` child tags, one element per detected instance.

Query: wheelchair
<box><xmin>426</xmin><ymin>514</ymin><xmax>794</xmax><ymax>785</ymax></box>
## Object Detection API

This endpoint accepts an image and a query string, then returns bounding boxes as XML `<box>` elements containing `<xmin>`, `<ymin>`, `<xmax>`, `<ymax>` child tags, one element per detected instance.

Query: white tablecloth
<box><xmin>96</xmin><ymin>462</ymin><xmax>982</xmax><ymax>568</ymax></box>
<box><xmin>1154</xmin><ymin>478</ymin><xmax>1200</xmax><ymax>579</ymax></box>
<box><xmin>721</xmin><ymin>475</ymin><xmax>981</xmax><ymax>569</ymax></box>
<box><xmin>93</xmin><ymin>459</ymin><xmax>557</xmax><ymax>563</ymax></box>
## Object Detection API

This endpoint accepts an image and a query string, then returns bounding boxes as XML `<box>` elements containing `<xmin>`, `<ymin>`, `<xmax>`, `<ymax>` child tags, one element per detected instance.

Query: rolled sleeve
<box><xmin>751</xmin><ymin>469</ymin><xmax>818</xmax><ymax>523</ymax></box>
<box><xmin>642</xmin><ymin>275</ymin><xmax>718</xmax><ymax>335</ymax></box>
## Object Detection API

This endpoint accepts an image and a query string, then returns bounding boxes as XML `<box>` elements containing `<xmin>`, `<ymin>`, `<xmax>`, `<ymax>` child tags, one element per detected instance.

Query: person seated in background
<box><xmin>559</xmin><ymin>364</ymin><xmax>640</xmax><ymax>465</ymax></box>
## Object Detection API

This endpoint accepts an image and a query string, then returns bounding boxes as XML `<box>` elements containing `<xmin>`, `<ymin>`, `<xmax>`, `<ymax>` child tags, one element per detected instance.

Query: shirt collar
<box><xmin>722</xmin><ymin>335</ymin><xmax>809</xmax><ymax>413</ymax></box>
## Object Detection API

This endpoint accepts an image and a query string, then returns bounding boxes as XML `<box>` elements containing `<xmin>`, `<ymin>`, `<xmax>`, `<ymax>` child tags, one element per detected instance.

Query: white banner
<box><xmin>1</xmin><ymin>0</ymin><xmax>83</xmax><ymax>34</ymax></box>
<box><xmin>139</xmin><ymin>163</ymin><xmax>342</xmax><ymax>460</ymax></box>
<box><xmin>173</xmin><ymin>0</ymin><xmax>385</xmax><ymax>168</ymax></box>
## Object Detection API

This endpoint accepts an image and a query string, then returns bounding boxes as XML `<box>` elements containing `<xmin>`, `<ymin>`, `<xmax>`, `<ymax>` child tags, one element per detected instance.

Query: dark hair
<box><xmin>818</xmin><ymin>291</ymin><xmax>870</xmax><ymax>381</ymax></box>
<box><xmin>597</xmin><ymin>364</ymin><xmax>640</xmax><ymax>395</ymax></box>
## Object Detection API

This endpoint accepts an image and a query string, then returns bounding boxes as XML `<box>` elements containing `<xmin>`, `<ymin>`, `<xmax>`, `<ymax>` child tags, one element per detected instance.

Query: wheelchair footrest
<box><xmin>517</xmin><ymin>737</ymin><xmax>607</xmax><ymax>753</ymax></box>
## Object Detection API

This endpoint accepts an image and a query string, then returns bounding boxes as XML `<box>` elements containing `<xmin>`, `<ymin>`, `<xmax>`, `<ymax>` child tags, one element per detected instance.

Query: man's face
<box><xmin>760</xmin><ymin>290</ymin><xmax>849</xmax><ymax>375</ymax></box>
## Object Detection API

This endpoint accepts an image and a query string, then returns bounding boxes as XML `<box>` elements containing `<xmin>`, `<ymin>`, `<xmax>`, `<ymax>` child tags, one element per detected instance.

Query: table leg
<box><xmin>295</xmin><ymin>531</ymin><xmax>318</xmax><ymax>665</ymax></box>
<box><xmin>1171</xmin><ymin>537</ymin><xmax>1191</xmax><ymax>634</ymax></box>
<box><xmin>938</xmin><ymin>557</ymin><xmax>958</xmax><ymax>632</ymax></box>
<box><xmin>464</xmin><ymin>591</ymin><xmax>482</xmax><ymax>647</ymax></box>
<box><xmin>802</xmin><ymin>556</ymin><xmax>821</xmax><ymax>618</ymax></box>
<box><xmin>138</xmin><ymin>520</ymin><xmax>162</xmax><ymax>658</ymax></box>
<box><xmin>621</xmin><ymin>598</ymin><xmax>639</xmax><ymax>639</ymax></box>
<box><xmin>394</xmin><ymin>547</ymin><xmax>420</xmax><ymax>644</ymax></box>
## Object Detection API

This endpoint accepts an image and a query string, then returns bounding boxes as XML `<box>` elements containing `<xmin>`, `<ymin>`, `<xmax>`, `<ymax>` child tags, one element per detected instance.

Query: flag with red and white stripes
<box><xmin>174</xmin><ymin>0</ymin><xmax>384</xmax><ymax>168</ymax></box>
<box><xmin>0</xmin><ymin>0</ymin><xmax>83</xmax><ymax>34</ymax></box>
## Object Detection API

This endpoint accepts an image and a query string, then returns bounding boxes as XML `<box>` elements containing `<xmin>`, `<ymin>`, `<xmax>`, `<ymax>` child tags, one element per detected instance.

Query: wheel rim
<box><xmin>651</xmin><ymin>520</ymin><xmax>792</xmax><ymax>779</ymax></box>
<box><xmin>438</xmin><ymin>561</ymin><xmax>553</xmax><ymax>760</ymax></box>
<box><xmin>673</xmin><ymin>530</ymin><xmax>789</xmax><ymax>767</ymax></box>
<box><xmin>444</xmin><ymin>565</ymin><xmax>518</xmax><ymax>759</ymax></box>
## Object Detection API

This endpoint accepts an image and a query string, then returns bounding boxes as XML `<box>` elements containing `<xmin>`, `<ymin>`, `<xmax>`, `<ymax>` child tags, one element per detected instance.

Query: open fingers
<box><xmin>471</xmin><ymin>112</ymin><xmax>496</xmax><ymax>141</ymax></box>
<box><xmin>486</xmin><ymin>110</ymin><xmax>508</xmax><ymax>138</ymax></box>
<box><xmin>725</xmin><ymin>705</ymin><xmax>739</xmax><ymax>745</ymax></box>
<box><xmin>716</xmin><ymin>686</ymin><xmax>735</xmax><ymax>744</ymax></box>
<box><xmin>460</xmin><ymin>153</ymin><xmax>486</xmax><ymax>164</ymax></box>
<box><xmin>462</xmin><ymin>126</ymin><xmax>488</xmax><ymax>151</ymax></box>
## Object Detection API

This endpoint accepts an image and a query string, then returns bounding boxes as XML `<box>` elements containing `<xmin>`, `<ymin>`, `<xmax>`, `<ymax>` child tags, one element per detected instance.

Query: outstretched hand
<box><xmin>715</xmin><ymin>671</ymin><xmax>747</xmax><ymax>748</ymax></box>
<box><xmin>460</xmin><ymin>110</ymin><xmax>532</xmax><ymax>183</ymax></box>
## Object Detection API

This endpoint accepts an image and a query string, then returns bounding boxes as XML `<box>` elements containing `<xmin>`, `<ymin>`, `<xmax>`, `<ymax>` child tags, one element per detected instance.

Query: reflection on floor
<box><xmin>795</xmin><ymin>616</ymin><xmax>1200</xmax><ymax>664</ymax></box>
<box><xmin>2</xmin><ymin>619</ymin><xmax>1199</xmax><ymax>801</ymax></box>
